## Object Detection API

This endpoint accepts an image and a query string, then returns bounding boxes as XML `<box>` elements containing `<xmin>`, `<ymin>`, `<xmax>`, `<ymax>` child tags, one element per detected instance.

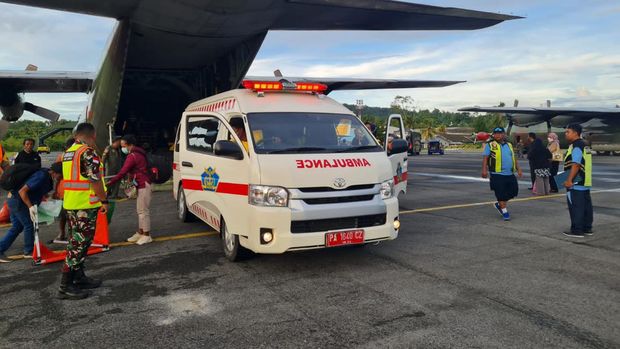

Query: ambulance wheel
<box><xmin>221</xmin><ymin>219</ymin><xmax>250</xmax><ymax>262</ymax></box>
<box><xmin>177</xmin><ymin>185</ymin><xmax>195</xmax><ymax>222</ymax></box>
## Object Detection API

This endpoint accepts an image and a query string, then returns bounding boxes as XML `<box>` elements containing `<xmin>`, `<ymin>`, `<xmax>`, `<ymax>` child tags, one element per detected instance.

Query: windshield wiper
<box><xmin>267</xmin><ymin>147</ymin><xmax>329</xmax><ymax>154</ymax></box>
<box><xmin>336</xmin><ymin>145</ymin><xmax>382</xmax><ymax>153</ymax></box>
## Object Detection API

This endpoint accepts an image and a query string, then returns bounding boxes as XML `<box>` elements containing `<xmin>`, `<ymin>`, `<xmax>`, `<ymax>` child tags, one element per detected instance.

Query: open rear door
<box><xmin>385</xmin><ymin>114</ymin><xmax>408</xmax><ymax>196</ymax></box>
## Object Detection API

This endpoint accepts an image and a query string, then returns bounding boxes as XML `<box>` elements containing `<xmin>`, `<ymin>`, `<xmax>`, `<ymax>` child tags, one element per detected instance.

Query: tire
<box><xmin>221</xmin><ymin>219</ymin><xmax>250</xmax><ymax>262</ymax></box>
<box><xmin>177</xmin><ymin>184</ymin><xmax>195</xmax><ymax>222</ymax></box>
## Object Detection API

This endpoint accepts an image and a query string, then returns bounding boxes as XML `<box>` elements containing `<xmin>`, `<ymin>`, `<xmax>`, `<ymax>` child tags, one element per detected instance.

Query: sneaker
<box><xmin>136</xmin><ymin>235</ymin><xmax>153</xmax><ymax>245</ymax></box>
<box><xmin>0</xmin><ymin>253</ymin><xmax>12</xmax><ymax>263</ymax></box>
<box><xmin>502</xmin><ymin>212</ymin><xmax>510</xmax><ymax>221</ymax></box>
<box><xmin>127</xmin><ymin>232</ymin><xmax>142</xmax><ymax>242</ymax></box>
<box><xmin>494</xmin><ymin>202</ymin><xmax>503</xmax><ymax>216</ymax></box>
<box><xmin>563</xmin><ymin>231</ymin><xmax>585</xmax><ymax>238</ymax></box>
<box><xmin>22</xmin><ymin>254</ymin><xmax>32</xmax><ymax>259</ymax></box>
<box><xmin>584</xmin><ymin>231</ymin><xmax>594</xmax><ymax>236</ymax></box>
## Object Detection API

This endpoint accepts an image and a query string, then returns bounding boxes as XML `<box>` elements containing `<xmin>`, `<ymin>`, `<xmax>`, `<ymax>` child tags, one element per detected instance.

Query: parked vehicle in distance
<box><xmin>406</xmin><ymin>130</ymin><xmax>421</xmax><ymax>155</ymax></box>
<box><xmin>427</xmin><ymin>140</ymin><xmax>444</xmax><ymax>155</ymax></box>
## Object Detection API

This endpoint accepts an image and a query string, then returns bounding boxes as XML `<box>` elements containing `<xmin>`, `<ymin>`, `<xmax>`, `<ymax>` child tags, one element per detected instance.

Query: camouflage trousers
<box><xmin>63</xmin><ymin>208</ymin><xmax>99</xmax><ymax>272</ymax></box>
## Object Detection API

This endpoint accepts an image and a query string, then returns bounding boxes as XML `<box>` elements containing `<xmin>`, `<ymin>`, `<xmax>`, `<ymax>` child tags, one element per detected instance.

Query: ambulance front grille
<box><xmin>302</xmin><ymin>195</ymin><xmax>374</xmax><ymax>205</ymax></box>
<box><xmin>291</xmin><ymin>214</ymin><xmax>386</xmax><ymax>233</ymax></box>
<box><xmin>298</xmin><ymin>184</ymin><xmax>375</xmax><ymax>193</ymax></box>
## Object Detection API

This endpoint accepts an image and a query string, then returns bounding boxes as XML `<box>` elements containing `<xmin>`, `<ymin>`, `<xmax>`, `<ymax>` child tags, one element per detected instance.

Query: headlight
<box><xmin>249</xmin><ymin>185</ymin><xmax>289</xmax><ymax>207</ymax></box>
<box><xmin>380</xmin><ymin>180</ymin><xmax>394</xmax><ymax>199</ymax></box>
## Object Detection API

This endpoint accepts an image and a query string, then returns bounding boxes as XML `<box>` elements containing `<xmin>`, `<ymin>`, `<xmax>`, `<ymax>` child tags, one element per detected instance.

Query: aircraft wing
<box><xmin>459</xmin><ymin>106</ymin><xmax>620</xmax><ymax>119</ymax></box>
<box><xmin>244</xmin><ymin>76</ymin><xmax>464</xmax><ymax>94</ymax></box>
<box><xmin>0</xmin><ymin>70</ymin><xmax>94</xmax><ymax>93</ymax></box>
<box><xmin>1</xmin><ymin>0</ymin><xmax>520</xmax><ymax>31</ymax></box>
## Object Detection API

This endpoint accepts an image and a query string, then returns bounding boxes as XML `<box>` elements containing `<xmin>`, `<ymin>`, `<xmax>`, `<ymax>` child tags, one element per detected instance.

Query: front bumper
<box><xmin>239</xmin><ymin>196</ymin><xmax>399</xmax><ymax>254</ymax></box>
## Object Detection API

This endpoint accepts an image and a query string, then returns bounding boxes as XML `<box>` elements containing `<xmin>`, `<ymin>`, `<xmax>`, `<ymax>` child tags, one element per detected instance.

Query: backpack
<box><xmin>0</xmin><ymin>163</ymin><xmax>39</xmax><ymax>191</ymax></box>
<box><xmin>145</xmin><ymin>154</ymin><xmax>159</xmax><ymax>184</ymax></box>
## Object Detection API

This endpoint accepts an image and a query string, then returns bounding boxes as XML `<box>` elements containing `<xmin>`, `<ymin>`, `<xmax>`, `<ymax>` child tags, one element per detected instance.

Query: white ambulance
<box><xmin>173</xmin><ymin>79</ymin><xmax>408</xmax><ymax>261</ymax></box>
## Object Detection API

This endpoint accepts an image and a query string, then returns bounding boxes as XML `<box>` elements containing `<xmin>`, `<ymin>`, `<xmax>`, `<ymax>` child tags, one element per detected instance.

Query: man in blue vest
<box><xmin>562</xmin><ymin>123</ymin><xmax>593</xmax><ymax>238</ymax></box>
<box><xmin>481</xmin><ymin>127</ymin><xmax>523</xmax><ymax>221</ymax></box>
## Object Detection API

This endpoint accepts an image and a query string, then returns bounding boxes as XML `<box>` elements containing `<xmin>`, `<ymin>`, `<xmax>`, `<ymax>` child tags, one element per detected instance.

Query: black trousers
<box><xmin>529</xmin><ymin>160</ymin><xmax>535</xmax><ymax>186</ymax></box>
<box><xmin>567</xmin><ymin>189</ymin><xmax>593</xmax><ymax>234</ymax></box>
<box><xmin>549</xmin><ymin>161</ymin><xmax>560</xmax><ymax>192</ymax></box>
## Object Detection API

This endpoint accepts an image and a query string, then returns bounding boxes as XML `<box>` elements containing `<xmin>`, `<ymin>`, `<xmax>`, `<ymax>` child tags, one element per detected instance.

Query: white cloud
<box><xmin>1</xmin><ymin>0</ymin><xmax>619</xmax><ymax>119</ymax></box>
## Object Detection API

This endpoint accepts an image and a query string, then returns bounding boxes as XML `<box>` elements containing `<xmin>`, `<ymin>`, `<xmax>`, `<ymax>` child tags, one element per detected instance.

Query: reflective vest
<box><xmin>564</xmin><ymin>140</ymin><xmax>592</xmax><ymax>187</ymax></box>
<box><xmin>62</xmin><ymin>143</ymin><xmax>103</xmax><ymax>210</ymax></box>
<box><xmin>487</xmin><ymin>140</ymin><xmax>516</xmax><ymax>173</ymax></box>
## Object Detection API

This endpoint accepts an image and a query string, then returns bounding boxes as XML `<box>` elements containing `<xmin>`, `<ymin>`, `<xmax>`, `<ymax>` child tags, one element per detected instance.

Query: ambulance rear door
<box><xmin>385</xmin><ymin>114</ymin><xmax>408</xmax><ymax>196</ymax></box>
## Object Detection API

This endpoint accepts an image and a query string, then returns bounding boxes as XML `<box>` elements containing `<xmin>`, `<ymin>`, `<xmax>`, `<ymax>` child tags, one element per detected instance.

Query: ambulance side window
<box><xmin>186</xmin><ymin>115</ymin><xmax>221</xmax><ymax>154</ymax></box>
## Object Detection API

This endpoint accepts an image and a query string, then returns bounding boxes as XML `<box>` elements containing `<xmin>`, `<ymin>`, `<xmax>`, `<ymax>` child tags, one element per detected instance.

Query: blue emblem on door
<box><xmin>201</xmin><ymin>167</ymin><xmax>220</xmax><ymax>191</ymax></box>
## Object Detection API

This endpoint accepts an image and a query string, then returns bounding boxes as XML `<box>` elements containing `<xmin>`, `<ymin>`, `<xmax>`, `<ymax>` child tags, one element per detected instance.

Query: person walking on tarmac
<box><xmin>481</xmin><ymin>127</ymin><xmax>523</xmax><ymax>221</ymax></box>
<box><xmin>58</xmin><ymin>123</ymin><xmax>109</xmax><ymax>300</ymax></box>
<box><xmin>562</xmin><ymin>123</ymin><xmax>593</xmax><ymax>238</ymax></box>
<box><xmin>0</xmin><ymin>163</ymin><xmax>63</xmax><ymax>263</ymax></box>
<box><xmin>107</xmin><ymin>134</ymin><xmax>153</xmax><ymax>245</ymax></box>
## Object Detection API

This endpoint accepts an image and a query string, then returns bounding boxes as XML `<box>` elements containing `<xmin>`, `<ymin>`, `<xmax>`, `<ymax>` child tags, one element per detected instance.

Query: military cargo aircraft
<box><xmin>460</xmin><ymin>100</ymin><xmax>620</xmax><ymax>154</ymax></box>
<box><xmin>0</xmin><ymin>0</ymin><xmax>519</xmax><ymax>170</ymax></box>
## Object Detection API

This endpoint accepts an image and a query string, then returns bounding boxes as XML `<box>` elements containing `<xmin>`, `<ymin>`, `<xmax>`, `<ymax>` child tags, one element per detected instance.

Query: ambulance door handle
<box><xmin>182</xmin><ymin>161</ymin><xmax>193</xmax><ymax>168</ymax></box>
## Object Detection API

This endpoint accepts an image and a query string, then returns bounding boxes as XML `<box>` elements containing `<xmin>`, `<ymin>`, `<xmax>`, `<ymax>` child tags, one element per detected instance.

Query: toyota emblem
<box><xmin>333</xmin><ymin>177</ymin><xmax>346</xmax><ymax>189</ymax></box>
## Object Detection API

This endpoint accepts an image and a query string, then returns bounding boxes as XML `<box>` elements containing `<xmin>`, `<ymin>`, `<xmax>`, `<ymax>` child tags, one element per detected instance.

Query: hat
<box><xmin>566</xmin><ymin>123</ymin><xmax>582</xmax><ymax>135</ymax></box>
<box><xmin>492</xmin><ymin>127</ymin><xmax>505</xmax><ymax>133</ymax></box>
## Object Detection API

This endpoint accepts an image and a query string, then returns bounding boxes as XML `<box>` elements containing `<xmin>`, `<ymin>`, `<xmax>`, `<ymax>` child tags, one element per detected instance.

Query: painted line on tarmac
<box><xmin>413</xmin><ymin>172</ymin><xmax>532</xmax><ymax>186</ymax></box>
<box><xmin>7</xmin><ymin>231</ymin><xmax>219</xmax><ymax>260</ymax></box>
<box><xmin>109</xmin><ymin>231</ymin><xmax>218</xmax><ymax>247</ymax></box>
<box><xmin>399</xmin><ymin>187</ymin><xmax>620</xmax><ymax>215</ymax></box>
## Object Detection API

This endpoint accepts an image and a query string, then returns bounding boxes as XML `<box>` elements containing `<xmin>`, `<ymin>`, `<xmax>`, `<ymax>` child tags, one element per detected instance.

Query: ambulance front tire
<box><xmin>221</xmin><ymin>219</ymin><xmax>250</xmax><ymax>262</ymax></box>
<box><xmin>177</xmin><ymin>185</ymin><xmax>195</xmax><ymax>222</ymax></box>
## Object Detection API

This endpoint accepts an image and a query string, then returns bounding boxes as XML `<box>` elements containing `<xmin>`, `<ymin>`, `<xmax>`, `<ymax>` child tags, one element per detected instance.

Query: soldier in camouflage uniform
<box><xmin>59</xmin><ymin>123</ymin><xmax>109</xmax><ymax>300</ymax></box>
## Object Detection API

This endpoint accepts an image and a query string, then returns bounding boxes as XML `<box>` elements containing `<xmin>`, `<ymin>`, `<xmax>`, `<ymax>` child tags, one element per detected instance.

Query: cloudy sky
<box><xmin>1</xmin><ymin>0</ymin><xmax>619</xmax><ymax>120</ymax></box>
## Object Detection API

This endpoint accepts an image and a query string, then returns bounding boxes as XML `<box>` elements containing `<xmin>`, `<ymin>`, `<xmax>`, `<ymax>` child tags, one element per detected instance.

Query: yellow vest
<box><xmin>487</xmin><ymin>140</ymin><xmax>516</xmax><ymax>173</ymax></box>
<box><xmin>62</xmin><ymin>143</ymin><xmax>103</xmax><ymax>210</ymax></box>
<box><xmin>564</xmin><ymin>142</ymin><xmax>592</xmax><ymax>187</ymax></box>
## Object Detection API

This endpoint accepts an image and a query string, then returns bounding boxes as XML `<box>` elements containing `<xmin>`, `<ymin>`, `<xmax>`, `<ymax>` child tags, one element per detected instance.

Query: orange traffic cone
<box><xmin>0</xmin><ymin>201</ymin><xmax>10</xmax><ymax>224</ymax></box>
<box><xmin>87</xmin><ymin>210</ymin><xmax>110</xmax><ymax>256</ymax></box>
<box><xmin>92</xmin><ymin>210</ymin><xmax>110</xmax><ymax>247</ymax></box>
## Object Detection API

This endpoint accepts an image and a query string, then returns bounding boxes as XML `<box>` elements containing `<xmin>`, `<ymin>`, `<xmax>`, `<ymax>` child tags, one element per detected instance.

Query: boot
<box><xmin>73</xmin><ymin>267</ymin><xmax>102</xmax><ymax>289</ymax></box>
<box><xmin>57</xmin><ymin>271</ymin><xmax>90</xmax><ymax>300</ymax></box>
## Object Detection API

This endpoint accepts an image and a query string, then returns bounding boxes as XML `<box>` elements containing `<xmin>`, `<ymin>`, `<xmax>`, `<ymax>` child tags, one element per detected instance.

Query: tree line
<box><xmin>2</xmin><ymin>119</ymin><xmax>77</xmax><ymax>152</ymax></box>
<box><xmin>344</xmin><ymin>96</ymin><xmax>507</xmax><ymax>138</ymax></box>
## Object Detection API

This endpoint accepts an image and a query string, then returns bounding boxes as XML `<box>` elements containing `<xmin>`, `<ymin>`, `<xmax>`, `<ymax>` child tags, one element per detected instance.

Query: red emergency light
<box><xmin>243</xmin><ymin>80</ymin><xmax>283</xmax><ymax>91</ymax></box>
<box><xmin>294</xmin><ymin>82</ymin><xmax>327</xmax><ymax>92</ymax></box>
<box><xmin>242</xmin><ymin>80</ymin><xmax>327</xmax><ymax>93</ymax></box>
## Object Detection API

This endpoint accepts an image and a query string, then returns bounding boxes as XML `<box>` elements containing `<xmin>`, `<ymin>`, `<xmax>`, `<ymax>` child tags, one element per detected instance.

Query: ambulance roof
<box><xmin>185</xmin><ymin>89</ymin><xmax>353</xmax><ymax>117</ymax></box>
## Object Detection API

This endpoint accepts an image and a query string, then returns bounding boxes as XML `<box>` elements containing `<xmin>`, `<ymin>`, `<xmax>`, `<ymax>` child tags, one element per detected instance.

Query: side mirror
<box><xmin>389</xmin><ymin>139</ymin><xmax>408</xmax><ymax>155</ymax></box>
<box><xmin>214</xmin><ymin>140</ymin><xmax>244</xmax><ymax>160</ymax></box>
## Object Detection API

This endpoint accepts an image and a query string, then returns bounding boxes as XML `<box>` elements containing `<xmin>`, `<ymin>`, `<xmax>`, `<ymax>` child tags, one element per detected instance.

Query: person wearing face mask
<box><xmin>547</xmin><ymin>132</ymin><xmax>562</xmax><ymax>193</ymax></box>
<box><xmin>107</xmin><ymin>134</ymin><xmax>152</xmax><ymax>245</ymax></box>
<box><xmin>58</xmin><ymin>123</ymin><xmax>109</xmax><ymax>300</ymax></box>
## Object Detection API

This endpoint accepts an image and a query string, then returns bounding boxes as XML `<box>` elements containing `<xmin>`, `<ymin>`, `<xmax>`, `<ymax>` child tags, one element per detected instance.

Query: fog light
<box><xmin>393</xmin><ymin>218</ymin><xmax>401</xmax><ymax>230</ymax></box>
<box><xmin>260</xmin><ymin>228</ymin><xmax>273</xmax><ymax>244</ymax></box>
<box><xmin>263</xmin><ymin>232</ymin><xmax>273</xmax><ymax>243</ymax></box>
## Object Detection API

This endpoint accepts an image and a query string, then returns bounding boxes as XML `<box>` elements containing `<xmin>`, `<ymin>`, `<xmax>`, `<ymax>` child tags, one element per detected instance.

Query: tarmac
<box><xmin>0</xmin><ymin>152</ymin><xmax>618</xmax><ymax>348</ymax></box>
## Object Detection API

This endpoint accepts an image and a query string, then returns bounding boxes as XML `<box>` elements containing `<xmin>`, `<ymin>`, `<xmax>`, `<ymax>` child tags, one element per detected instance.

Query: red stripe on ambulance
<box><xmin>182</xmin><ymin>179</ymin><xmax>248</xmax><ymax>196</ymax></box>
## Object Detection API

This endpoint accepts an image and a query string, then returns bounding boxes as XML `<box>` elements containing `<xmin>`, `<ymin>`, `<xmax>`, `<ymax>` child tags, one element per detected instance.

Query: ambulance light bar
<box><xmin>242</xmin><ymin>80</ymin><xmax>327</xmax><ymax>93</ymax></box>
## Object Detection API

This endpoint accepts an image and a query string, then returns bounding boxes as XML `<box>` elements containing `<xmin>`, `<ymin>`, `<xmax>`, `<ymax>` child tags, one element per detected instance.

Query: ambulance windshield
<box><xmin>247</xmin><ymin>113</ymin><xmax>381</xmax><ymax>154</ymax></box>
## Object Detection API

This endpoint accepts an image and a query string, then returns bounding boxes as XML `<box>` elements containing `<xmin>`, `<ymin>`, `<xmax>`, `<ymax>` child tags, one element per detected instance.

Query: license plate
<box><xmin>325</xmin><ymin>229</ymin><xmax>365</xmax><ymax>247</ymax></box>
